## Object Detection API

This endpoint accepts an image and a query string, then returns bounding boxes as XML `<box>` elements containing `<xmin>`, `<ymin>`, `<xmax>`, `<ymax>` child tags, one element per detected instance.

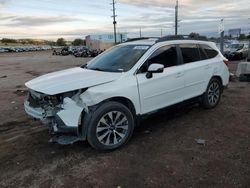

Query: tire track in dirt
<box><xmin>0</xmin><ymin>121</ymin><xmax>46</xmax><ymax>144</ymax></box>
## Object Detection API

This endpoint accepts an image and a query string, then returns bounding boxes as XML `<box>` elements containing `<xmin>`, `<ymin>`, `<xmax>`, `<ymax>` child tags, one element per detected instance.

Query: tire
<box><xmin>239</xmin><ymin>53</ymin><xmax>243</xmax><ymax>60</ymax></box>
<box><xmin>201</xmin><ymin>78</ymin><xmax>222</xmax><ymax>109</ymax></box>
<box><xmin>87</xmin><ymin>101</ymin><xmax>134</xmax><ymax>151</ymax></box>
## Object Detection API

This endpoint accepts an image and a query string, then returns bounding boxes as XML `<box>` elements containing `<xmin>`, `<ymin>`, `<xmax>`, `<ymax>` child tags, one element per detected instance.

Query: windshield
<box><xmin>83</xmin><ymin>45</ymin><xmax>150</xmax><ymax>72</ymax></box>
<box><xmin>228</xmin><ymin>44</ymin><xmax>243</xmax><ymax>49</ymax></box>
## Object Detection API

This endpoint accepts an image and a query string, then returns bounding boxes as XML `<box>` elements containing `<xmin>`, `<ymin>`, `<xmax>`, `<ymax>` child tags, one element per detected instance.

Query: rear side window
<box><xmin>200</xmin><ymin>44</ymin><xmax>218</xmax><ymax>59</ymax></box>
<box><xmin>198</xmin><ymin>45</ymin><xmax>208</xmax><ymax>60</ymax></box>
<box><xmin>179</xmin><ymin>44</ymin><xmax>200</xmax><ymax>64</ymax></box>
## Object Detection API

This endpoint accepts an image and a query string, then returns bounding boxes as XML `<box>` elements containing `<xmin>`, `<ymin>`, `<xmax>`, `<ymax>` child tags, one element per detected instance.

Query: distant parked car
<box><xmin>60</xmin><ymin>47</ymin><xmax>70</xmax><ymax>56</ymax></box>
<box><xmin>90</xmin><ymin>49</ymin><xmax>102</xmax><ymax>57</ymax></box>
<box><xmin>74</xmin><ymin>49</ymin><xmax>90</xmax><ymax>58</ymax></box>
<box><xmin>224</xmin><ymin>43</ymin><xmax>249</xmax><ymax>60</ymax></box>
<box><xmin>52</xmin><ymin>50</ymin><xmax>61</xmax><ymax>55</ymax></box>
<box><xmin>68</xmin><ymin>46</ymin><xmax>79</xmax><ymax>55</ymax></box>
<box><xmin>14</xmin><ymin>48</ymin><xmax>24</xmax><ymax>52</ymax></box>
<box><xmin>0</xmin><ymin>48</ymin><xmax>7</xmax><ymax>53</ymax></box>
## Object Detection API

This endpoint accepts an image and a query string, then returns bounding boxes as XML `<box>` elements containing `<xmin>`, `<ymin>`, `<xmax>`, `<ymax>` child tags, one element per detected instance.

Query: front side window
<box><xmin>140</xmin><ymin>45</ymin><xmax>178</xmax><ymax>73</ymax></box>
<box><xmin>149</xmin><ymin>45</ymin><xmax>178</xmax><ymax>68</ymax></box>
<box><xmin>179</xmin><ymin>44</ymin><xmax>200</xmax><ymax>63</ymax></box>
<box><xmin>139</xmin><ymin>45</ymin><xmax>178</xmax><ymax>73</ymax></box>
<box><xmin>84</xmin><ymin>45</ymin><xmax>150</xmax><ymax>72</ymax></box>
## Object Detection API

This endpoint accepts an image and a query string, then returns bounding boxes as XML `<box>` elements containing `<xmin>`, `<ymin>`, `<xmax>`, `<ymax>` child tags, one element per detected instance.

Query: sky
<box><xmin>0</xmin><ymin>0</ymin><xmax>249</xmax><ymax>40</ymax></box>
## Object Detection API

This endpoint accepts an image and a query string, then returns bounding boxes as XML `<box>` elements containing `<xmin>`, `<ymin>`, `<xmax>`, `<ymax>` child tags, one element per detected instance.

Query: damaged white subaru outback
<box><xmin>24</xmin><ymin>36</ymin><xmax>230</xmax><ymax>151</ymax></box>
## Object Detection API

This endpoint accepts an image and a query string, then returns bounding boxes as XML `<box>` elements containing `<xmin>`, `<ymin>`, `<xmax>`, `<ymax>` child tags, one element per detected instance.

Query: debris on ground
<box><xmin>144</xmin><ymin>130</ymin><xmax>151</xmax><ymax>134</ymax></box>
<box><xmin>14</xmin><ymin>89</ymin><xmax>28</xmax><ymax>96</ymax></box>
<box><xmin>195</xmin><ymin>139</ymin><xmax>206</xmax><ymax>145</ymax></box>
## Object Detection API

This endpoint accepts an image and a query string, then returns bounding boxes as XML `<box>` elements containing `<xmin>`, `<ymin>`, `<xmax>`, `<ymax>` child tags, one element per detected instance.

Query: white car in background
<box><xmin>224</xmin><ymin>43</ymin><xmax>249</xmax><ymax>60</ymax></box>
<box><xmin>0</xmin><ymin>48</ymin><xmax>8</xmax><ymax>53</ymax></box>
<box><xmin>24</xmin><ymin>35</ymin><xmax>230</xmax><ymax>151</ymax></box>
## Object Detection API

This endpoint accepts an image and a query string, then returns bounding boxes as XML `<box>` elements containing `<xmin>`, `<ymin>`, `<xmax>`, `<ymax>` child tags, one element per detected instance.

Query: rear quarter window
<box><xmin>200</xmin><ymin>44</ymin><xmax>218</xmax><ymax>59</ymax></box>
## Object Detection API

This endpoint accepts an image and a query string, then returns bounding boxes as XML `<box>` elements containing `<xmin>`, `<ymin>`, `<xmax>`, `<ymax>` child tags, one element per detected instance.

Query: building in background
<box><xmin>85</xmin><ymin>33</ymin><xmax>127</xmax><ymax>50</ymax></box>
<box><xmin>228</xmin><ymin>28</ymin><xmax>241</xmax><ymax>37</ymax></box>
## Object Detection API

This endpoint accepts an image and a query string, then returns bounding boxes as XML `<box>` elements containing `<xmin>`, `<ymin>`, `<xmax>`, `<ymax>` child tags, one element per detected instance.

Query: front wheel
<box><xmin>87</xmin><ymin>102</ymin><xmax>134</xmax><ymax>151</ymax></box>
<box><xmin>201</xmin><ymin>78</ymin><xmax>222</xmax><ymax>109</ymax></box>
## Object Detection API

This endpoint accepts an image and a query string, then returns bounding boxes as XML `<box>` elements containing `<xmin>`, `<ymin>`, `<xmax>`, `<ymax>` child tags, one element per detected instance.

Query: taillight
<box><xmin>223</xmin><ymin>59</ymin><xmax>229</xmax><ymax>66</ymax></box>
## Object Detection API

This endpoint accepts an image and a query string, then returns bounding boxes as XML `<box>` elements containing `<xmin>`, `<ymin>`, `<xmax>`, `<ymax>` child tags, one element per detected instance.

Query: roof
<box><xmin>122</xmin><ymin>35</ymin><xmax>213</xmax><ymax>46</ymax></box>
<box><xmin>121</xmin><ymin>38</ymin><xmax>214</xmax><ymax>48</ymax></box>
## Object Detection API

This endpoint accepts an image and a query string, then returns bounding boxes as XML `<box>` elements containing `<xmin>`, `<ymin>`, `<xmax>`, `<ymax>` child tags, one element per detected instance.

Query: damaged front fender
<box><xmin>56</xmin><ymin>97</ymin><xmax>84</xmax><ymax>128</ymax></box>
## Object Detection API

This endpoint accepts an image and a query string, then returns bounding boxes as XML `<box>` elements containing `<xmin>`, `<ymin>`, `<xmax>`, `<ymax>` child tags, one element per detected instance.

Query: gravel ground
<box><xmin>0</xmin><ymin>51</ymin><xmax>249</xmax><ymax>188</ymax></box>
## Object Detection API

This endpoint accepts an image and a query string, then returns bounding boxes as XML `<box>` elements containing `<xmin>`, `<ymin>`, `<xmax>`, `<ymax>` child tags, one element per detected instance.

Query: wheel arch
<box><xmin>98</xmin><ymin>96</ymin><xmax>137</xmax><ymax>118</ymax></box>
<box><xmin>211</xmin><ymin>75</ymin><xmax>223</xmax><ymax>85</ymax></box>
<box><xmin>79</xmin><ymin>96</ymin><xmax>138</xmax><ymax>140</ymax></box>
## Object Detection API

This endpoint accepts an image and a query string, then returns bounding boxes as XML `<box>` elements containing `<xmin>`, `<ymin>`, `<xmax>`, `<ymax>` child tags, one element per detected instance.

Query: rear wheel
<box><xmin>201</xmin><ymin>78</ymin><xmax>222</xmax><ymax>109</ymax></box>
<box><xmin>87</xmin><ymin>102</ymin><xmax>134</xmax><ymax>151</ymax></box>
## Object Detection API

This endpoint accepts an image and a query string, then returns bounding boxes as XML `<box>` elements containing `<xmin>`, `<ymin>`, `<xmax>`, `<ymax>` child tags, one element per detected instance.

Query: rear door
<box><xmin>136</xmin><ymin>45</ymin><xmax>185</xmax><ymax>114</ymax></box>
<box><xmin>178</xmin><ymin>43</ymin><xmax>213</xmax><ymax>100</ymax></box>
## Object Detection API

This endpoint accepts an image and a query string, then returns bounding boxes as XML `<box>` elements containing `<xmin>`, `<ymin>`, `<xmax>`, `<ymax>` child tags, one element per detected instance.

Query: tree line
<box><xmin>0</xmin><ymin>38</ymin><xmax>86</xmax><ymax>46</ymax></box>
<box><xmin>1</xmin><ymin>33</ymin><xmax>249</xmax><ymax>46</ymax></box>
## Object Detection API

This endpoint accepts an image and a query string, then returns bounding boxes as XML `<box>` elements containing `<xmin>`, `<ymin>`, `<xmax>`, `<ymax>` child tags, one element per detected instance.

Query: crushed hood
<box><xmin>25</xmin><ymin>67</ymin><xmax>122</xmax><ymax>95</ymax></box>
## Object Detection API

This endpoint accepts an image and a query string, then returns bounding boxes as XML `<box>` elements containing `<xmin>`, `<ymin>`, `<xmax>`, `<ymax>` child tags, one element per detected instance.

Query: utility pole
<box><xmin>219</xmin><ymin>19</ymin><xmax>224</xmax><ymax>54</ymax></box>
<box><xmin>247</xmin><ymin>18</ymin><xmax>250</xmax><ymax>62</ymax></box>
<box><xmin>139</xmin><ymin>28</ymin><xmax>142</xmax><ymax>38</ymax></box>
<box><xmin>111</xmin><ymin>0</ymin><xmax>117</xmax><ymax>44</ymax></box>
<box><xmin>175</xmin><ymin>0</ymin><xmax>178</xmax><ymax>35</ymax></box>
<box><xmin>247</xmin><ymin>33</ymin><xmax>250</xmax><ymax>61</ymax></box>
<box><xmin>161</xmin><ymin>28</ymin><xmax>163</xmax><ymax>37</ymax></box>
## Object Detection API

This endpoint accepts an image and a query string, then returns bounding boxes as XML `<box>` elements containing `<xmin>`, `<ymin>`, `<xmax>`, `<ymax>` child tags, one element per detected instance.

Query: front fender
<box><xmin>79</xmin><ymin>79</ymin><xmax>141</xmax><ymax>115</ymax></box>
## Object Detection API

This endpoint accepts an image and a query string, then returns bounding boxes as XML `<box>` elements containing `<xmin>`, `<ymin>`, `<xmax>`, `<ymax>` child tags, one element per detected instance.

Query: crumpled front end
<box><xmin>24</xmin><ymin>89</ymin><xmax>85</xmax><ymax>138</ymax></box>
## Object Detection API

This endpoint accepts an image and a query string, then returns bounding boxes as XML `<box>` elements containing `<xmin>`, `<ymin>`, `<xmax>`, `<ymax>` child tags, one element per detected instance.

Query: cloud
<box><xmin>0</xmin><ymin>0</ymin><xmax>249</xmax><ymax>39</ymax></box>
<box><xmin>8</xmin><ymin>16</ymin><xmax>83</xmax><ymax>26</ymax></box>
<box><xmin>117</xmin><ymin>0</ymin><xmax>250</xmax><ymax>37</ymax></box>
<box><xmin>0</xmin><ymin>13</ymin><xmax>84</xmax><ymax>27</ymax></box>
<box><xmin>0</xmin><ymin>0</ymin><xmax>8</xmax><ymax>5</ymax></box>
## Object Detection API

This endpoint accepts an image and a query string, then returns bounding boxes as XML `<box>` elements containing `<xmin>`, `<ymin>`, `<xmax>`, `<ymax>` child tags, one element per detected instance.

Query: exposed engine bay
<box><xmin>24</xmin><ymin>89</ymin><xmax>88</xmax><ymax>140</ymax></box>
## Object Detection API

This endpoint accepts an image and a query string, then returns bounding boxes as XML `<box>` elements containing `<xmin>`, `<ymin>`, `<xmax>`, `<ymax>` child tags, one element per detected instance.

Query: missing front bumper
<box><xmin>24</xmin><ymin>97</ymin><xmax>85</xmax><ymax>138</ymax></box>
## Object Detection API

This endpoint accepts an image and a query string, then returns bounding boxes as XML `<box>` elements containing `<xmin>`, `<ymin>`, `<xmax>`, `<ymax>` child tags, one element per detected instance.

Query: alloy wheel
<box><xmin>208</xmin><ymin>82</ymin><xmax>220</xmax><ymax>105</ymax></box>
<box><xmin>96</xmin><ymin>111</ymin><xmax>129</xmax><ymax>146</ymax></box>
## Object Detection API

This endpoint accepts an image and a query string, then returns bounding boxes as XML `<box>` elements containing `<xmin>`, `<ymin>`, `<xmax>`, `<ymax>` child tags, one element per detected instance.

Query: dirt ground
<box><xmin>0</xmin><ymin>51</ymin><xmax>249</xmax><ymax>188</ymax></box>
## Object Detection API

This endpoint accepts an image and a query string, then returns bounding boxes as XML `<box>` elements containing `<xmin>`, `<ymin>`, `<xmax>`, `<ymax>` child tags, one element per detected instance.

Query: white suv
<box><xmin>24</xmin><ymin>36</ymin><xmax>230</xmax><ymax>150</ymax></box>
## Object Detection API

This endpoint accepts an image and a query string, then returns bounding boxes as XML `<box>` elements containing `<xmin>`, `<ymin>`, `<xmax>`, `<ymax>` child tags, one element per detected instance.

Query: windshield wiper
<box><xmin>88</xmin><ymin>67</ymin><xmax>106</xmax><ymax>71</ymax></box>
<box><xmin>81</xmin><ymin>64</ymin><xmax>87</xmax><ymax>68</ymax></box>
<box><xmin>81</xmin><ymin>65</ymin><xmax>103</xmax><ymax>71</ymax></box>
<box><xmin>84</xmin><ymin>66</ymin><xmax>123</xmax><ymax>72</ymax></box>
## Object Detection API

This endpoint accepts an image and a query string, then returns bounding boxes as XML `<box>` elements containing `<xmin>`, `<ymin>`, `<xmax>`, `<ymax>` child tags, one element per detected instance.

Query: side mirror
<box><xmin>146</xmin><ymin>63</ymin><xmax>164</xmax><ymax>79</ymax></box>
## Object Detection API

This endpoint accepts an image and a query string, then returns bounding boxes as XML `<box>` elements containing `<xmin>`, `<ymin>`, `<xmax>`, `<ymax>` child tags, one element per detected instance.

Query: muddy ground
<box><xmin>0</xmin><ymin>51</ymin><xmax>249</xmax><ymax>188</ymax></box>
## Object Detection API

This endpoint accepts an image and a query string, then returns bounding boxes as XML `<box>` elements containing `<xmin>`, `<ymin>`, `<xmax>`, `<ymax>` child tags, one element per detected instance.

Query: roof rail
<box><xmin>156</xmin><ymin>35</ymin><xmax>208</xmax><ymax>43</ymax></box>
<box><xmin>125</xmin><ymin>37</ymin><xmax>159</xmax><ymax>42</ymax></box>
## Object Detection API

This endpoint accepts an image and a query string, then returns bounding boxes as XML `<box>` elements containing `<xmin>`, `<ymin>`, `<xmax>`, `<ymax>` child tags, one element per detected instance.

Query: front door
<box><xmin>136</xmin><ymin>45</ymin><xmax>185</xmax><ymax>114</ymax></box>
